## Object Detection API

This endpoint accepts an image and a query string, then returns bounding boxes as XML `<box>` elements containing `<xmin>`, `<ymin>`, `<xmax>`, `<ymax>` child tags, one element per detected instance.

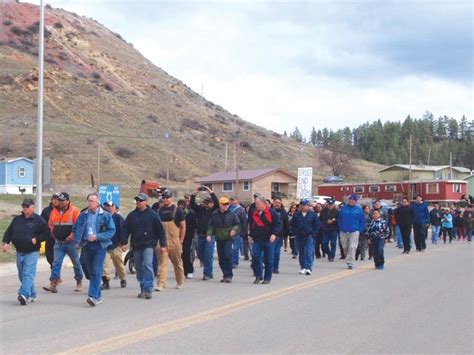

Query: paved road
<box><xmin>0</xmin><ymin>240</ymin><xmax>472</xmax><ymax>354</ymax></box>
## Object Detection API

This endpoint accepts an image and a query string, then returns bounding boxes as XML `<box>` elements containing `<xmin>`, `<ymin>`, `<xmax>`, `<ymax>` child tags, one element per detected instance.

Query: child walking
<box><xmin>367</xmin><ymin>210</ymin><xmax>390</xmax><ymax>270</ymax></box>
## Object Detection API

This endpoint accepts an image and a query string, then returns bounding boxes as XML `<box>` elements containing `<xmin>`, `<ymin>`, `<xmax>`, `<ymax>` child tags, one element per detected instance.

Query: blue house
<box><xmin>0</xmin><ymin>157</ymin><xmax>35</xmax><ymax>194</ymax></box>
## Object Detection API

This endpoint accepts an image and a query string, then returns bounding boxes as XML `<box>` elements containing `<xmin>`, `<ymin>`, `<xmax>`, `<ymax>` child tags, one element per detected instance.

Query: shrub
<box><xmin>182</xmin><ymin>117</ymin><xmax>205</xmax><ymax>131</ymax></box>
<box><xmin>103</xmin><ymin>83</ymin><xmax>113</xmax><ymax>91</ymax></box>
<box><xmin>45</xmin><ymin>4</ymin><xmax>52</xmax><ymax>9</ymax></box>
<box><xmin>59</xmin><ymin>52</ymin><xmax>67</xmax><ymax>61</ymax></box>
<box><xmin>3</xmin><ymin>20</ymin><xmax>12</xmax><ymax>26</ymax></box>
<box><xmin>27</xmin><ymin>22</ymin><xmax>40</xmax><ymax>34</ymax></box>
<box><xmin>147</xmin><ymin>114</ymin><xmax>159</xmax><ymax>123</ymax></box>
<box><xmin>239</xmin><ymin>141</ymin><xmax>253</xmax><ymax>150</ymax></box>
<box><xmin>10</xmin><ymin>26</ymin><xmax>28</xmax><ymax>36</ymax></box>
<box><xmin>115</xmin><ymin>147</ymin><xmax>135</xmax><ymax>159</ymax></box>
<box><xmin>92</xmin><ymin>72</ymin><xmax>101</xmax><ymax>79</ymax></box>
<box><xmin>53</xmin><ymin>22</ymin><xmax>64</xmax><ymax>29</ymax></box>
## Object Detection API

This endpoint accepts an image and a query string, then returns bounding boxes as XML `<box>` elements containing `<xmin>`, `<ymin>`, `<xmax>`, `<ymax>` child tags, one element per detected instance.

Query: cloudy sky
<box><xmin>31</xmin><ymin>0</ymin><xmax>472</xmax><ymax>137</ymax></box>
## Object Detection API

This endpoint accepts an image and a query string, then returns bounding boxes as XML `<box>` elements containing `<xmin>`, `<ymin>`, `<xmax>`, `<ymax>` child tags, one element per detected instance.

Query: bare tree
<box><xmin>318</xmin><ymin>148</ymin><xmax>355</xmax><ymax>177</ymax></box>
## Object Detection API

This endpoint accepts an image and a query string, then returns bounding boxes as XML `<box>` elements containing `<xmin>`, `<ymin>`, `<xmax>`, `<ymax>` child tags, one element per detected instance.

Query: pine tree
<box><xmin>290</xmin><ymin>126</ymin><xmax>304</xmax><ymax>142</ymax></box>
<box><xmin>309</xmin><ymin>126</ymin><xmax>317</xmax><ymax>145</ymax></box>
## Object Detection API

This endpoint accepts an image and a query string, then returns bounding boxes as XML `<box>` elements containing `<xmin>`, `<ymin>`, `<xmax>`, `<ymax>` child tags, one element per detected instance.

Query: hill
<box><xmin>0</xmin><ymin>2</ymin><xmax>384</xmax><ymax>192</ymax></box>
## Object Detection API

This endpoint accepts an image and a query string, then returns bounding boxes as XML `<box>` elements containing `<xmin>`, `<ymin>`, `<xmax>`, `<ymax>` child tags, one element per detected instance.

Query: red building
<box><xmin>318</xmin><ymin>179</ymin><xmax>467</xmax><ymax>203</ymax></box>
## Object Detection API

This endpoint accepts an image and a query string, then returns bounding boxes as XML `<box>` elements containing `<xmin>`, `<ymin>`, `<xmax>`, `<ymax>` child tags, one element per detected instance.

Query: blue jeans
<box><xmin>82</xmin><ymin>243</ymin><xmax>107</xmax><ymax>300</ymax></box>
<box><xmin>395</xmin><ymin>226</ymin><xmax>403</xmax><ymax>248</ymax></box>
<box><xmin>431</xmin><ymin>225</ymin><xmax>441</xmax><ymax>244</ymax></box>
<box><xmin>272</xmin><ymin>237</ymin><xmax>283</xmax><ymax>271</ymax></box>
<box><xmin>134</xmin><ymin>248</ymin><xmax>155</xmax><ymax>293</ymax></box>
<box><xmin>251</xmin><ymin>240</ymin><xmax>275</xmax><ymax>281</ymax></box>
<box><xmin>322</xmin><ymin>230</ymin><xmax>338</xmax><ymax>259</ymax></box>
<box><xmin>216</xmin><ymin>239</ymin><xmax>234</xmax><ymax>278</ymax></box>
<box><xmin>50</xmin><ymin>240</ymin><xmax>83</xmax><ymax>281</ymax></box>
<box><xmin>241</xmin><ymin>236</ymin><xmax>249</xmax><ymax>258</ymax></box>
<box><xmin>16</xmin><ymin>251</ymin><xmax>39</xmax><ymax>299</ymax></box>
<box><xmin>467</xmin><ymin>228</ymin><xmax>473</xmax><ymax>242</ymax></box>
<box><xmin>198</xmin><ymin>235</ymin><xmax>215</xmax><ymax>277</ymax></box>
<box><xmin>296</xmin><ymin>236</ymin><xmax>315</xmax><ymax>271</ymax></box>
<box><xmin>370</xmin><ymin>238</ymin><xmax>385</xmax><ymax>267</ymax></box>
<box><xmin>232</xmin><ymin>235</ymin><xmax>241</xmax><ymax>266</ymax></box>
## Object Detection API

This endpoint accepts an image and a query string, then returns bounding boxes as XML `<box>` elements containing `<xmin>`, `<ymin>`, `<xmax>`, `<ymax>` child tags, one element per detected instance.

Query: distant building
<box><xmin>195</xmin><ymin>168</ymin><xmax>297</xmax><ymax>203</ymax></box>
<box><xmin>318</xmin><ymin>179</ymin><xmax>467</xmax><ymax>204</ymax></box>
<box><xmin>379</xmin><ymin>164</ymin><xmax>471</xmax><ymax>181</ymax></box>
<box><xmin>0</xmin><ymin>157</ymin><xmax>35</xmax><ymax>194</ymax></box>
<box><xmin>464</xmin><ymin>174</ymin><xmax>474</xmax><ymax>200</ymax></box>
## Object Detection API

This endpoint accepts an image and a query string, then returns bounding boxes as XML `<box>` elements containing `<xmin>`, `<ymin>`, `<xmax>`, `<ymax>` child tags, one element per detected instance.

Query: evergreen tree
<box><xmin>290</xmin><ymin>126</ymin><xmax>304</xmax><ymax>142</ymax></box>
<box><xmin>309</xmin><ymin>126</ymin><xmax>317</xmax><ymax>145</ymax></box>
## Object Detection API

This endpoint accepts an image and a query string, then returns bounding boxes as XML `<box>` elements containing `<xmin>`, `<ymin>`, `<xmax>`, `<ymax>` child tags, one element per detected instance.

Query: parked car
<box><xmin>311</xmin><ymin>195</ymin><xmax>341</xmax><ymax>206</ymax></box>
<box><xmin>323</xmin><ymin>176</ymin><xmax>344</xmax><ymax>183</ymax></box>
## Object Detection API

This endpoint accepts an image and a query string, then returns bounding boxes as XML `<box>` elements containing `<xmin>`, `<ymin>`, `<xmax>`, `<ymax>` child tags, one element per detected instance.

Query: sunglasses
<box><xmin>221</xmin><ymin>202</ymin><xmax>230</xmax><ymax>206</ymax></box>
<box><xmin>21</xmin><ymin>204</ymin><xmax>31</xmax><ymax>208</ymax></box>
<box><xmin>163</xmin><ymin>196</ymin><xmax>172</xmax><ymax>199</ymax></box>
<box><xmin>135</xmin><ymin>199</ymin><xmax>145</xmax><ymax>202</ymax></box>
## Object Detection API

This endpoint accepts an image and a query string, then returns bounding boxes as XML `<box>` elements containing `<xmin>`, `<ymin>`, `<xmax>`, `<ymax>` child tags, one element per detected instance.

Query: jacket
<box><xmin>229</xmin><ymin>204</ymin><xmax>248</xmax><ymax>237</ymax></box>
<box><xmin>463</xmin><ymin>209</ymin><xmax>473</xmax><ymax>229</ymax></box>
<box><xmin>441</xmin><ymin>213</ymin><xmax>453</xmax><ymax>229</ymax></box>
<box><xmin>291</xmin><ymin>210</ymin><xmax>320</xmax><ymax>238</ymax></box>
<box><xmin>190</xmin><ymin>193</ymin><xmax>219</xmax><ymax>235</ymax></box>
<box><xmin>109</xmin><ymin>212</ymin><xmax>127</xmax><ymax>248</ymax></box>
<box><xmin>124</xmin><ymin>207</ymin><xmax>166</xmax><ymax>250</ymax></box>
<box><xmin>3</xmin><ymin>213</ymin><xmax>50</xmax><ymax>253</ymax></box>
<box><xmin>411</xmin><ymin>202</ymin><xmax>430</xmax><ymax>225</ymax></box>
<box><xmin>73</xmin><ymin>207</ymin><xmax>116</xmax><ymax>249</ymax></box>
<box><xmin>207</xmin><ymin>209</ymin><xmax>240</xmax><ymax>241</ymax></box>
<box><xmin>184</xmin><ymin>208</ymin><xmax>197</xmax><ymax>241</ymax></box>
<box><xmin>320</xmin><ymin>207</ymin><xmax>339</xmax><ymax>232</ymax></box>
<box><xmin>338</xmin><ymin>204</ymin><xmax>365</xmax><ymax>233</ymax></box>
<box><xmin>429</xmin><ymin>209</ymin><xmax>443</xmax><ymax>226</ymax></box>
<box><xmin>367</xmin><ymin>219</ymin><xmax>390</xmax><ymax>240</ymax></box>
<box><xmin>395</xmin><ymin>206</ymin><xmax>415</xmax><ymax>227</ymax></box>
<box><xmin>274</xmin><ymin>207</ymin><xmax>289</xmax><ymax>238</ymax></box>
<box><xmin>48</xmin><ymin>202</ymin><xmax>80</xmax><ymax>242</ymax></box>
<box><xmin>249</xmin><ymin>207</ymin><xmax>282</xmax><ymax>242</ymax></box>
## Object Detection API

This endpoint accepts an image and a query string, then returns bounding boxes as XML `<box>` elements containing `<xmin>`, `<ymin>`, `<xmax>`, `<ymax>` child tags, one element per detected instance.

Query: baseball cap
<box><xmin>52</xmin><ymin>192</ymin><xmax>60</xmax><ymax>199</ymax></box>
<box><xmin>219</xmin><ymin>197</ymin><xmax>230</xmax><ymax>205</ymax></box>
<box><xmin>300</xmin><ymin>198</ymin><xmax>311</xmax><ymax>206</ymax></box>
<box><xmin>162</xmin><ymin>190</ymin><xmax>172</xmax><ymax>198</ymax></box>
<box><xmin>327</xmin><ymin>198</ymin><xmax>336</xmax><ymax>205</ymax></box>
<box><xmin>349</xmin><ymin>194</ymin><xmax>358</xmax><ymax>201</ymax></box>
<box><xmin>57</xmin><ymin>192</ymin><xmax>70</xmax><ymax>201</ymax></box>
<box><xmin>229</xmin><ymin>195</ymin><xmax>238</xmax><ymax>201</ymax></box>
<box><xmin>134</xmin><ymin>192</ymin><xmax>148</xmax><ymax>201</ymax></box>
<box><xmin>103</xmin><ymin>201</ymin><xmax>114</xmax><ymax>207</ymax></box>
<box><xmin>21</xmin><ymin>198</ymin><xmax>35</xmax><ymax>206</ymax></box>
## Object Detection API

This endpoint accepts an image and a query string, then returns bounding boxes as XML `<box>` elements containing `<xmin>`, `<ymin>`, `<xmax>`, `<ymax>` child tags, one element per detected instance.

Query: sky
<box><xmin>30</xmin><ymin>0</ymin><xmax>473</xmax><ymax>137</ymax></box>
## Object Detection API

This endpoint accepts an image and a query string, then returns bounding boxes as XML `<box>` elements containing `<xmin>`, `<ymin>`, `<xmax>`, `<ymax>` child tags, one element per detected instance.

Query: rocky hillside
<box><xmin>0</xmin><ymin>2</ymin><xmax>384</xmax><ymax>190</ymax></box>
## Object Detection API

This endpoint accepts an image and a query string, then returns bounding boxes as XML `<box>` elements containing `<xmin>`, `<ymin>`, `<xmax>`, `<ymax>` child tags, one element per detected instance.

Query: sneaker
<box><xmin>155</xmin><ymin>286</ymin><xmax>165</xmax><ymax>292</ymax></box>
<box><xmin>253</xmin><ymin>278</ymin><xmax>262</xmax><ymax>284</ymax></box>
<box><xmin>244</xmin><ymin>256</ymin><xmax>249</xmax><ymax>261</ymax></box>
<box><xmin>202</xmin><ymin>275</ymin><xmax>210</xmax><ymax>281</ymax></box>
<box><xmin>262</xmin><ymin>280</ymin><xmax>270</xmax><ymax>284</ymax></box>
<box><xmin>292</xmin><ymin>255</ymin><xmax>297</xmax><ymax>259</ymax></box>
<box><xmin>75</xmin><ymin>280</ymin><xmax>83</xmax><ymax>292</ymax></box>
<box><xmin>43</xmin><ymin>280</ymin><xmax>58</xmax><ymax>293</ymax></box>
<box><xmin>101</xmin><ymin>280</ymin><xmax>110</xmax><ymax>290</ymax></box>
<box><xmin>145</xmin><ymin>292</ymin><xmax>152</xmax><ymax>299</ymax></box>
<box><xmin>28</xmin><ymin>296</ymin><xmax>37</xmax><ymax>303</ymax></box>
<box><xmin>348</xmin><ymin>265</ymin><xmax>353</xmax><ymax>270</ymax></box>
<box><xmin>176</xmin><ymin>284</ymin><xmax>184</xmax><ymax>289</ymax></box>
<box><xmin>17</xmin><ymin>294</ymin><xmax>27</xmax><ymax>306</ymax></box>
<box><xmin>328</xmin><ymin>258</ymin><xmax>334</xmax><ymax>262</ymax></box>
<box><xmin>137</xmin><ymin>292</ymin><xmax>145</xmax><ymax>299</ymax></box>
<box><xmin>86</xmin><ymin>297</ymin><xmax>102</xmax><ymax>307</ymax></box>
<box><xmin>120</xmin><ymin>280</ymin><xmax>127</xmax><ymax>288</ymax></box>
<box><xmin>305</xmin><ymin>270</ymin><xmax>312</xmax><ymax>275</ymax></box>
<box><xmin>299</xmin><ymin>269</ymin><xmax>306</xmax><ymax>274</ymax></box>
<box><xmin>186</xmin><ymin>273</ymin><xmax>194</xmax><ymax>279</ymax></box>
<box><xmin>273</xmin><ymin>269</ymin><xmax>279</xmax><ymax>274</ymax></box>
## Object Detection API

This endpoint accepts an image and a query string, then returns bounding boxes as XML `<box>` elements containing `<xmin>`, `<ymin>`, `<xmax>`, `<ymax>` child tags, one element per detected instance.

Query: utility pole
<box><xmin>35</xmin><ymin>0</ymin><xmax>45</xmax><ymax>211</ymax></box>
<box><xmin>224</xmin><ymin>142</ymin><xmax>228</xmax><ymax>172</ymax></box>
<box><xmin>97</xmin><ymin>141</ymin><xmax>101</xmax><ymax>187</ymax></box>
<box><xmin>165</xmin><ymin>132</ymin><xmax>170</xmax><ymax>187</ymax></box>
<box><xmin>234</xmin><ymin>140</ymin><xmax>239</xmax><ymax>199</ymax></box>
<box><xmin>408</xmin><ymin>134</ymin><xmax>412</xmax><ymax>200</ymax></box>
<box><xmin>427</xmin><ymin>146</ymin><xmax>431</xmax><ymax>166</ymax></box>
<box><xmin>450</xmin><ymin>152</ymin><xmax>453</xmax><ymax>179</ymax></box>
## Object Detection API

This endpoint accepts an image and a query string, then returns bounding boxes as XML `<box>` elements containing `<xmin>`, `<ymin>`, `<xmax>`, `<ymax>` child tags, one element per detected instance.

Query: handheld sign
<box><xmin>98</xmin><ymin>184</ymin><xmax>121</xmax><ymax>208</ymax></box>
<box><xmin>297</xmin><ymin>167</ymin><xmax>313</xmax><ymax>200</ymax></box>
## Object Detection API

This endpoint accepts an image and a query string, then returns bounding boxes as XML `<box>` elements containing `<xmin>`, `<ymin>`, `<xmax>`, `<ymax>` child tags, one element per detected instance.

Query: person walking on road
<box><xmin>320</xmin><ymin>199</ymin><xmax>339</xmax><ymax>262</ymax></box>
<box><xmin>411</xmin><ymin>195</ymin><xmax>429</xmax><ymax>252</ymax></box>
<box><xmin>395</xmin><ymin>198</ymin><xmax>415</xmax><ymax>254</ymax></box>
<box><xmin>40</xmin><ymin>192</ymin><xmax>59</xmax><ymax>268</ymax></box>
<box><xmin>43</xmin><ymin>192</ymin><xmax>83</xmax><ymax>293</ymax></box>
<box><xmin>3</xmin><ymin>199</ymin><xmax>50</xmax><ymax>305</ymax></box>
<box><xmin>177</xmin><ymin>199</ymin><xmax>197</xmax><ymax>279</ymax></box>
<box><xmin>429</xmin><ymin>203</ymin><xmax>443</xmax><ymax>245</ymax></box>
<box><xmin>229</xmin><ymin>196</ymin><xmax>248</xmax><ymax>268</ymax></box>
<box><xmin>248</xmin><ymin>195</ymin><xmax>281</xmax><ymax>284</ymax></box>
<box><xmin>292</xmin><ymin>199</ymin><xmax>320</xmax><ymax>275</ymax></box>
<box><xmin>74</xmin><ymin>193</ymin><xmax>116</xmax><ymax>306</ymax></box>
<box><xmin>367</xmin><ymin>210</ymin><xmax>390</xmax><ymax>270</ymax></box>
<box><xmin>207</xmin><ymin>197</ymin><xmax>240</xmax><ymax>283</ymax></box>
<box><xmin>338</xmin><ymin>194</ymin><xmax>365</xmax><ymax>269</ymax></box>
<box><xmin>124</xmin><ymin>193</ymin><xmax>166</xmax><ymax>299</ymax></box>
<box><xmin>272</xmin><ymin>197</ymin><xmax>289</xmax><ymax>274</ymax></box>
<box><xmin>156</xmin><ymin>190</ymin><xmax>186</xmax><ymax>291</ymax></box>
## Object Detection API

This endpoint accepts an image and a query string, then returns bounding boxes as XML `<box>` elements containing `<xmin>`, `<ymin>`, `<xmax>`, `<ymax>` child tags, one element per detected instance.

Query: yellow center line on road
<box><xmin>59</xmin><ymin>246</ymin><xmax>450</xmax><ymax>354</ymax></box>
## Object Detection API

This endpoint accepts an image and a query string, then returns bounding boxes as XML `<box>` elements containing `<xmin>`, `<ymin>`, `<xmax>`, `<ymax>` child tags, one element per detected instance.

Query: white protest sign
<box><xmin>297</xmin><ymin>167</ymin><xmax>313</xmax><ymax>199</ymax></box>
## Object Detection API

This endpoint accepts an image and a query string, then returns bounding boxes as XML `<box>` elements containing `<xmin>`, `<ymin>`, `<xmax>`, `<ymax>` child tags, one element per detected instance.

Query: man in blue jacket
<box><xmin>411</xmin><ymin>194</ymin><xmax>430</xmax><ymax>252</ymax></box>
<box><xmin>74</xmin><ymin>193</ymin><xmax>115</xmax><ymax>306</ymax></box>
<box><xmin>338</xmin><ymin>194</ymin><xmax>365</xmax><ymax>269</ymax></box>
<box><xmin>291</xmin><ymin>199</ymin><xmax>320</xmax><ymax>275</ymax></box>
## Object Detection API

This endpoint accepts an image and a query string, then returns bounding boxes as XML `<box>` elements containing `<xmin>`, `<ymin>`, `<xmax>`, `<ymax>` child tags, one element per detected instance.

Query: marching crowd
<box><xmin>3</xmin><ymin>187</ymin><xmax>473</xmax><ymax>307</ymax></box>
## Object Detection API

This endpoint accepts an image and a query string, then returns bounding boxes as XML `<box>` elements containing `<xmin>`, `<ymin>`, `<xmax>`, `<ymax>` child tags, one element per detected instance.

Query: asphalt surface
<box><xmin>0</xmin><ymin>239</ymin><xmax>472</xmax><ymax>354</ymax></box>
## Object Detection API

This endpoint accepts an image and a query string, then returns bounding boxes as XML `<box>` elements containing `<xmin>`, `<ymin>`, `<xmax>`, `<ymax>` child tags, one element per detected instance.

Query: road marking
<box><xmin>60</xmin><ymin>251</ymin><xmax>421</xmax><ymax>354</ymax></box>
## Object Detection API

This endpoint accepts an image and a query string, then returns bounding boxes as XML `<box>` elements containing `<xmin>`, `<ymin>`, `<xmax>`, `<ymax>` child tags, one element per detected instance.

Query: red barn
<box><xmin>318</xmin><ymin>179</ymin><xmax>467</xmax><ymax>204</ymax></box>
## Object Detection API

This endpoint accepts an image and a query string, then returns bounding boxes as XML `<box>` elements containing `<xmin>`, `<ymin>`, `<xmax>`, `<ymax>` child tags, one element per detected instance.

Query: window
<box><xmin>426</xmin><ymin>183</ymin><xmax>439</xmax><ymax>194</ymax></box>
<box><xmin>453</xmin><ymin>183</ymin><xmax>461</xmax><ymax>193</ymax></box>
<box><xmin>222</xmin><ymin>182</ymin><xmax>233</xmax><ymax>192</ymax></box>
<box><xmin>354</xmin><ymin>186</ymin><xmax>364</xmax><ymax>193</ymax></box>
<box><xmin>272</xmin><ymin>183</ymin><xmax>280</xmax><ymax>192</ymax></box>
<box><xmin>385</xmin><ymin>184</ymin><xmax>397</xmax><ymax>192</ymax></box>
<box><xmin>446</xmin><ymin>172</ymin><xmax>452</xmax><ymax>179</ymax></box>
<box><xmin>369</xmin><ymin>185</ymin><xmax>380</xmax><ymax>193</ymax></box>
<box><xmin>243</xmin><ymin>180</ymin><xmax>250</xmax><ymax>191</ymax></box>
<box><xmin>18</xmin><ymin>167</ymin><xmax>26</xmax><ymax>178</ymax></box>
<box><xmin>340</xmin><ymin>186</ymin><xmax>350</xmax><ymax>192</ymax></box>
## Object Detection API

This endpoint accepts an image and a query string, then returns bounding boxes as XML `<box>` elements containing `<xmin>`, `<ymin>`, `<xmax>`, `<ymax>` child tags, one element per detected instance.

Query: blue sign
<box><xmin>98</xmin><ymin>184</ymin><xmax>121</xmax><ymax>208</ymax></box>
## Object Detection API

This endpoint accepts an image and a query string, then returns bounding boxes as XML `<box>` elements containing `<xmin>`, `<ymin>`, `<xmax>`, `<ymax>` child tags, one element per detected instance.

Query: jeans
<box><xmin>50</xmin><ymin>240</ymin><xmax>83</xmax><ymax>281</ymax></box>
<box><xmin>272</xmin><ymin>237</ymin><xmax>283</xmax><ymax>271</ymax></box>
<box><xmin>431</xmin><ymin>225</ymin><xmax>441</xmax><ymax>244</ymax></box>
<box><xmin>340</xmin><ymin>231</ymin><xmax>359</xmax><ymax>267</ymax></box>
<box><xmin>322</xmin><ymin>230</ymin><xmax>338</xmax><ymax>260</ymax></box>
<box><xmin>16</xmin><ymin>251</ymin><xmax>39</xmax><ymax>299</ymax></box>
<box><xmin>395</xmin><ymin>225</ymin><xmax>403</xmax><ymax>248</ymax></box>
<box><xmin>82</xmin><ymin>243</ymin><xmax>107</xmax><ymax>300</ymax></box>
<box><xmin>182</xmin><ymin>234</ymin><xmax>194</xmax><ymax>275</ymax></box>
<box><xmin>399</xmin><ymin>225</ymin><xmax>412</xmax><ymax>252</ymax></box>
<box><xmin>232</xmin><ymin>235</ymin><xmax>241</xmax><ymax>266</ymax></box>
<box><xmin>413</xmin><ymin>224</ymin><xmax>427</xmax><ymax>251</ymax></box>
<box><xmin>296</xmin><ymin>236</ymin><xmax>315</xmax><ymax>271</ymax></box>
<box><xmin>289</xmin><ymin>236</ymin><xmax>298</xmax><ymax>256</ymax></box>
<box><xmin>251</xmin><ymin>240</ymin><xmax>275</xmax><ymax>281</ymax></box>
<box><xmin>134</xmin><ymin>248</ymin><xmax>155</xmax><ymax>293</ymax></box>
<box><xmin>216</xmin><ymin>239</ymin><xmax>234</xmax><ymax>278</ymax></box>
<box><xmin>467</xmin><ymin>228</ymin><xmax>473</xmax><ymax>242</ymax></box>
<box><xmin>370</xmin><ymin>238</ymin><xmax>385</xmax><ymax>267</ymax></box>
<box><xmin>314</xmin><ymin>232</ymin><xmax>324</xmax><ymax>258</ymax></box>
<box><xmin>241</xmin><ymin>236</ymin><xmax>250</xmax><ymax>259</ymax></box>
<box><xmin>198</xmin><ymin>235</ymin><xmax>215</xmax><ymax>277</ymax></box>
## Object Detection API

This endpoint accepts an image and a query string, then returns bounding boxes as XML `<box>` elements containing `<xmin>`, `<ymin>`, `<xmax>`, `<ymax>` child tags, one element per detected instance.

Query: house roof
<box><xmin>0</xmin><ymin>157</ymin><xmax>34</xmax><ymax>164</ymax></box>
<box><xmin>195</xmin><ymin>168</ymin><xmax>297</xmax><ymax>183</ymax></box>
<box><xmin>379</xmin><ymin>164</ymin><xmax>471</xmax><ymax>173</ymax></box>
<box><xmin>464</xmin><ymin>175</ymin><xmax>474</xmax><ymax>181</ymax></box>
